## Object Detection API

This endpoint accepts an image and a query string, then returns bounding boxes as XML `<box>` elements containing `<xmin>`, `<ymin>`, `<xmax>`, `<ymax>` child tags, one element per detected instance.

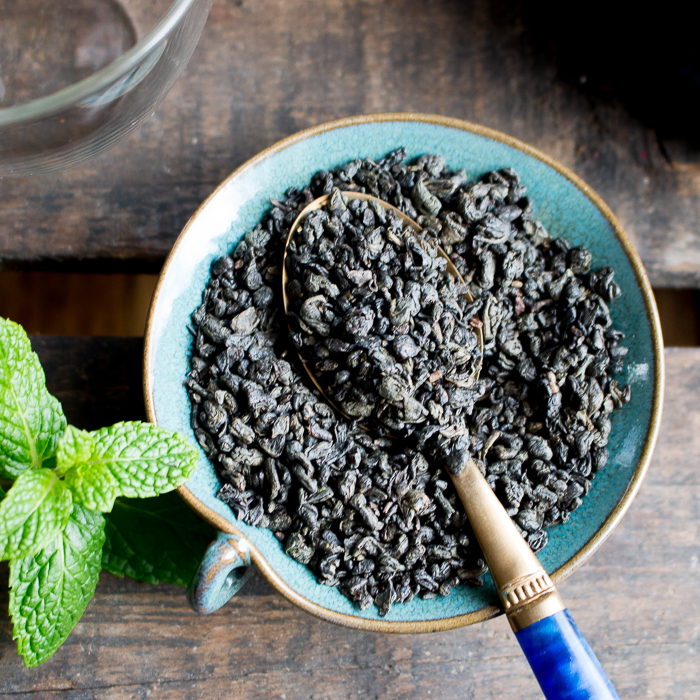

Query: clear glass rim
<box><xmin>0</xmin><ymin>0</ymin><xmax>199</xmax><ymax>126</ymax></box>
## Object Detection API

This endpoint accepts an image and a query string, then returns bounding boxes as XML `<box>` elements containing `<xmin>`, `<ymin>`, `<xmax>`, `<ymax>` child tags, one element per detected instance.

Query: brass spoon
<box><xmin>283</xmin><ymin>191</ymin><xmax>620</xmax><ymax>700</ymax></box>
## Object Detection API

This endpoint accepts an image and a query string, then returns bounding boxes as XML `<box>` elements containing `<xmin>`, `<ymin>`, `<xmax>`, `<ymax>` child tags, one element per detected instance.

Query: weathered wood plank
<box><xmin>0</xmin><ymin>340</ymin><xmax>697</xmax><ymax>698</ymax></box>
<box><xmin>0</xmin><ymin>0</ymin><xmax>698</xmax><ymax>285</ymax></box>
<box><xmin>31</xmin><ymin>336</ymin><xmax>146</xmax><ymax>429</ymax></box>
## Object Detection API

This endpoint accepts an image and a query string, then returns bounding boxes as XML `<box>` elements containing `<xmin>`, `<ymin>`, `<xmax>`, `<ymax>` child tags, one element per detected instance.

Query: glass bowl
<box><xmin>0</xmin><ymin>0</ymin><xmax>212</xmax><ymax>176</ymax></box>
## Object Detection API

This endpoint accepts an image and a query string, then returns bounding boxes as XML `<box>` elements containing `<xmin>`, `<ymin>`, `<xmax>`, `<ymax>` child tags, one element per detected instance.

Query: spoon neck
<box><xmin>451</xmin><ymin>458</ymin><xmax>565</xmax><ymax>631</ymax></box>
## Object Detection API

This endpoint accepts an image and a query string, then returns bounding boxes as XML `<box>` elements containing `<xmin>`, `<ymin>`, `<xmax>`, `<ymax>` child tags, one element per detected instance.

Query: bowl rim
<box><xmin>143</xmin><ymin>112</ymin><xmax>665</xmax><ymax>633</ymax></box>
<box><xmin>0</xmin><ymin>0</ymin><xmax>201</xmax><ymax>126</ymax></box>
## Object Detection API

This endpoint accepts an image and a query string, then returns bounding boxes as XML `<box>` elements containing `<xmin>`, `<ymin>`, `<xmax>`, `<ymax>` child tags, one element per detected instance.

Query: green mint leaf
<box><xmin>0</xmin><ymin>485</ymin><xmax>6</xmax><ymax>502</ymax></box>
<box><xmin>56</xmin><ymin>425</ymin><xmax>95</xmax><ymax>471</ymax></box>
<box><xmin>58</xmin><ymin>426</ymin><xmax>118</xmax><ymax>513</ymax></box>
<box><xmin>87</xmin><ymin>422</ymin><xmax>198</xmax><ymax>499</ymax></box>
<box><xmin>10</xmin><ymin>504</ymin><xmax>105</xmax><ymax>667</ymax></box>
<box><xmin>102</xmin><ymin>492</ymin><xmax>215</xmax><ymax>586</ymax></box>
<box><xmin>0</xmin><ymin>469</ymin><xmax>72</xmax><ymax>561</ymax></box>
<box><xmin>0</xmin><ymin>318</ymin><xmax>66</xmax><ymax>478</ymax></box>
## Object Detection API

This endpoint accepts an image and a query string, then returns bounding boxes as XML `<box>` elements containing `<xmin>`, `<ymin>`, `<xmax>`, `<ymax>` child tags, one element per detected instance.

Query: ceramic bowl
<box><xmin>144</xmin><ymin>113</ymin><xmax>663</xmax><ymax>632</ymax></box>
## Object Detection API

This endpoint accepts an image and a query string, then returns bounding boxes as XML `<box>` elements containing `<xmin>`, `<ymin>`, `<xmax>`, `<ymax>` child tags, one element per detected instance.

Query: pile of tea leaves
<box><xmin>185</xmin><ymin>150</ymin><xmax>630</xmax><ymax>616</ymax></box>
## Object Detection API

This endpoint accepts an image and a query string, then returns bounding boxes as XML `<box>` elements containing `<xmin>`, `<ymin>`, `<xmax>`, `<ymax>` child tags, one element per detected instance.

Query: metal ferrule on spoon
<box><xmin>451</xmin><ymin>457</ymin><xmax>566</xmax><ymax>632</ymax></box>
<box><xmin>284</xmin><ymin>191</ymin><xmax>621</xmax><ymax>700</ymax></box>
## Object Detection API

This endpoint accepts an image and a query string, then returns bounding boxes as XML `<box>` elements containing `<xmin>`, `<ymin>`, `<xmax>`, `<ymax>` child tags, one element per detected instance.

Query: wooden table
<box><xmin>0</xmin><ymin>343</ymin><xmax>696</xmax><ymax>699</ymax></box>
<box><xmin>1</xmin><ymin>1</ymin><xmax>699</xmax><ymax>697</ymax></box>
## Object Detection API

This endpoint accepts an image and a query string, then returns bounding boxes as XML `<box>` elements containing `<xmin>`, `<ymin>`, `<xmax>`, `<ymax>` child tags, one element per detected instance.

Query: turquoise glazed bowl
<box><xmin>144</xmin><ymin>114</ymin><xmax>663</xmax><ymax>632</ymax></box>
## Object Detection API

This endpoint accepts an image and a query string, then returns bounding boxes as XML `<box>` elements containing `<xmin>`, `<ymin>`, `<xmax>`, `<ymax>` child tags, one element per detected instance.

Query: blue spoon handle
<box><xmin>450</xmin><ymin>460</ymin><xmax>620</xmax><ymax>700</ymax></box>
<box><xmin>516</xmin><ymin>609</ymin><xmax>620</xmax><ymax>700</ymax></box>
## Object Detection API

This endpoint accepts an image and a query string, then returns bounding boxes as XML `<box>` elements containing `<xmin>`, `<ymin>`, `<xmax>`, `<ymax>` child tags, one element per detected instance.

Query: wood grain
<box><xmin>0</xmin><ymin>340</ymin><xmax>697</xmax><ymax>698</ymax></box>
<box><xmin>0</xmin><ymin>273</ymin><xmax>158</xmax><ymax>337</ymax></box>
<box><xmin>30</xmin><ymin>336</ymin><xmax>146</xmax><ymax>429</ymax></box>
<box><xmin>0</xmin><ymin>0</ymin><xmax>699</xmax><ymax>286</ymax></box>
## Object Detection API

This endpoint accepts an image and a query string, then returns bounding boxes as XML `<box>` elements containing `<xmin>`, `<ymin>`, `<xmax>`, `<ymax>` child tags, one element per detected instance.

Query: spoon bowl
<box><xmin>281</xmin><ymin>190</ymin><xmax>483</xmax><ymax>421</ymax></box>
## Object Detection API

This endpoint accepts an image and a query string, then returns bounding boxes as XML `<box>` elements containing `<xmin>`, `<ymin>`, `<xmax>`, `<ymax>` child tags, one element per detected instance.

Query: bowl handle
<box><xmin>187</xmin><ymin>531</ymin><xmax>255</xmax><ymax>613</ymax></box>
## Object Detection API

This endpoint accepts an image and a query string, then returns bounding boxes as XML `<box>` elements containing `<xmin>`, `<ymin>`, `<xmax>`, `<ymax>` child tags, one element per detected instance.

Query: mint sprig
<box><xmin>56</xmin><ymin>423</ymin><xmax>197</xmax><ymax>513</ymax></box>
<box><xmin>0</xmin><ymin>317</ymin><xmax>200</xmax><ymax>667</ymax></box>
